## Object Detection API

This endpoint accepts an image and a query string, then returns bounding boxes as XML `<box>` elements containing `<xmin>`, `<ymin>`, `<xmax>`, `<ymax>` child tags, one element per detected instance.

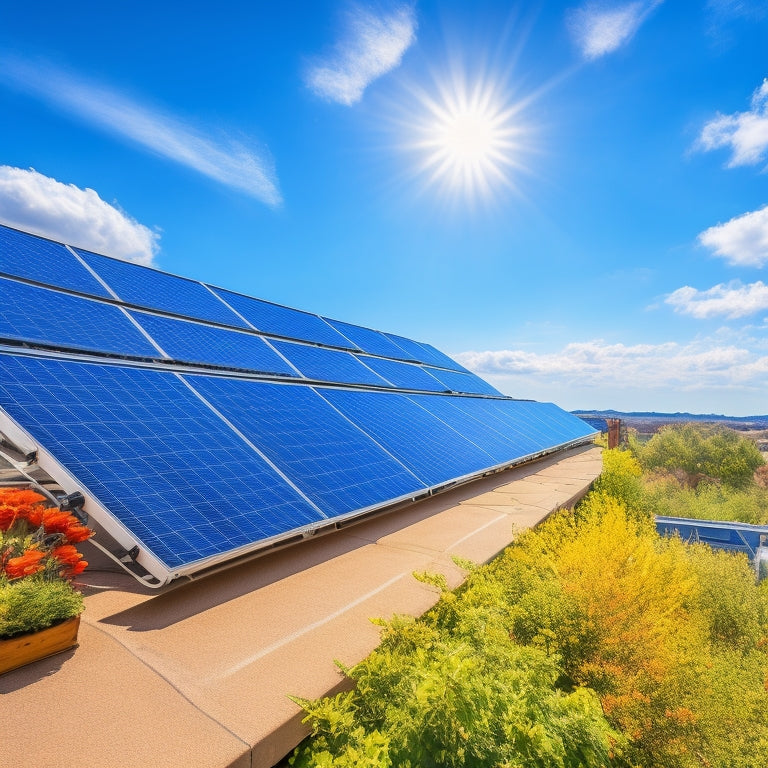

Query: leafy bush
<box><xmin>588</xmin><ymin>449</ymin><xmax>648</xmax><ymax>519</ymax></box>
<box><xmin>292</xmin><ymin>614</ymin><xmax>618</xmax><ymax>768</ymax></box>
<box><xmin>291</xmin><ymin>444</ymin><xmax>768</xmax><ymax>768</ymax></box>
<box><xmin>639</xmin><ymin>424</ymin><xmax>764</xmax><ymax>489</ymax></box>
<box><xmin>644</xmin><ymin>474</ymin><xmax>768</xmax><ymax>525</ymax></box>
<box><xmin>0</xmin><ymin>577</ymin><xmax>84</xmax><ymax>638</ymax></box>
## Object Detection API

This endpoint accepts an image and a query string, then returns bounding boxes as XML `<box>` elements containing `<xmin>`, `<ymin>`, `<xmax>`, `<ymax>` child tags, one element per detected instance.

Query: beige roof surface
<box><xmin>1</xmin><ymin>444</ymin><xmax>601</xmax><ymax>768</ymax></box>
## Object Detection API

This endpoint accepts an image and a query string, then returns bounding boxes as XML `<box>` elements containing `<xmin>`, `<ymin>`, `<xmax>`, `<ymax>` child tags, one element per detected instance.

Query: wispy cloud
<box><xmin>698</xmin><ymin>204</ymin><xmax>768</xmax><ymax>267</ymax></box>
<box><xmin>305</xmin><ymin>4</ymin><xmax>416</xmax><ymax>105</ymax></box>
<box><xmin>456</xmin><ymin>337</ymin><xmax>768</xmax><ymax>392</ymax></box>
<box><xmin>666</xmin><ymin>281</ymin><xmax>768</xmax><ymax>319</ymax></box>
<box><xmin>696</xmin><ymin>79</ymin><xmax>768</xmax><ymax>168</ymax></box>
<box><xmin>0</xmin><ymin>166</ymin><xmax>159</xmax><ymax>265</ymax></box>
<box><xmin>567</xmin><ymin>1</ymin><xmax>663</xmax><ymax>60</ymax></box>
<box><xmin>1</xmin><ymin>57</ymin><xmax>281</xmax><ymax>206</ymax></box>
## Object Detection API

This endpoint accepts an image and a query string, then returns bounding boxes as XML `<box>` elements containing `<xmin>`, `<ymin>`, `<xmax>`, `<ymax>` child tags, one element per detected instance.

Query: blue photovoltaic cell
<box><xmin>418</xmin><ymin>342</ymin><xmax>471</xmax><ymax>372</ymax></box>
<box><xmin>0</xmin><ymin>224</ymin><xmax>111</xmax><ymax>298</ymax></box>
<box><xmin>272</xmin><ymin>340</ymin><xmax>391</xmax><ymax>387</ymax></box>
<box><xmin>130</xmin><ymin>311</ymin><xmax>298</xmax><ymax>377</ymax></box>
<box><xmin>383</xmin><ymin>332</ymin><xmax>463</xmax><ymax>368</ymax></box>
<box><xmin>188</xmin><ymin>376</ymin><xmax>426</xmax><ymax>515</ymax></box>
<box><xmin>75</xmin><ymin>248</ymin><xmax>249</xmax><ymax>329</ymax></box>
<box><xmin>430</xmin><ymin>397</ymin><xmax>548</xmax><ymax>459</ymax></box>
<box><xmin>324</xmin><ymin>318</ymin><xmax>415</xmax><ymax>360</ymax></box>
<box><xmin>319</xmin><ymin>388</ymin><xmax>498</xmax><ymax>488</ymax></box>
<box><xmin>406</xmin><ymin>394</ymin><xmax>537</xmax><ymax>465</ymax></box>
<box><xmin>0</xmin><ymin>354</ymin><xmax>322</xmax><ymax>569</ymax></box>
<box><xmin>360</xmin><ymin>356</ymin><xmax>448</xmax><ymax>392</ymax></box>
<box><xmin>211</xmin><ymin>288</ymin><xmax>357</xmax><ymax>349</ymax></box>
<box><xmin>424</xmin><ymin>367</ymin><xmax>503</xmax><ymax>396</ymax></box>
<box><xmin>0</xmin><ymin>278</ymin><xmax>160</xmax><ymax>359</ymax></box>
<box><xmin>488</xmin><ymin>400</ymin><xmax>595</xmax><ymax>448</ymax></box>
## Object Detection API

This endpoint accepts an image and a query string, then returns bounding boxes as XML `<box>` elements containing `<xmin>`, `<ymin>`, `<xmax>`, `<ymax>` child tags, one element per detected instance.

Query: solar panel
<box><xmin>359</xmin><ymin>357</ymin><xmax>448</xmax><ymax>392</ymax></box>
<box><xmin>441</xmin><ymin>397</ymin><xmax>562</xmax><ymax>457</ymax></box>
<box><xmin>0</xmin><ymin>224</ymin><xmax>111</xmax><ymax>297</ymax></box>
<box><xmin>75</xmin><ymin>248</ymin><xmax>249</xmax><ymax>328</ymax></box>
<box><xmin>416</xmin><ymin>342</ymin><xmax>471</xmax><ymax>372</ymax></box>
<box><xmin>424</xmin><ymin>367</ymin><xmax>503</xmax><ymax>396</ymax></box>
<box><xmin>324</xmin><ymin>318</ymin><xmax>416</xmax><ymax>360</ymax></box>
<box><xmin>318</xmin><ymin>388</ymin><xmax>499</xmax><ymax>488</ymax></box>
<box><xmin>128</xmin><ymin>310</ymin><xmax>299</xmax><ymax>376</ymax></box>
<box><xmin>210</xmin><ymin>288</ymin><xmax>357</xmax><ymax>348</ymax></box>
<box><xmin>0</xmin><ymin>277</ymin><xmax>161</xmax><ymax>359</ymax></box>
<box><xmin>406</xmin><ymin>394</ymin><xmax>538</xmax><ymax>464</ymax></box>
<box><xmin>383</xmin><ymin>332</ymin><xmax>462</xmax><ymax>368</ymax></box>
<box><xmin>271</xmin><ymin>340</ymin><xmax>391</xmax><ymax>387</ymax></box>
<box><xmin>188</xmin><ymin>376</ymin><xmax>426</xmax><ymax>515</ymax></box>
<box><xmin>0</xmin><ymin>224</ymin><xmax>596</xmax><ymax>586</ymax></box>
<box><xmin>0</xmin><ymin>354</ymin><xmax>322</xmax><ymax>575</ymax></box>
<box><xmin>489</xmin><ymin>400</ymin><xmax>595</xmax><ymax>446</ymax></box>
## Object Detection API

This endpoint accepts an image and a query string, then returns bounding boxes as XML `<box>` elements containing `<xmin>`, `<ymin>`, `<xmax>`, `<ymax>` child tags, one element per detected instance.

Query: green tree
<box><xmin>640</xmin><ymin>424</ymin><xmax>764</xmax><ymax>489</ymax></box>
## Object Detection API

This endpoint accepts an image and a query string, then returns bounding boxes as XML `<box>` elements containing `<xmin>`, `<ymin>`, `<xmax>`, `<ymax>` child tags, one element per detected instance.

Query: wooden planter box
<box><xmin>0</xmin><ymin>615</ymin><xmax>80</xmax><ymax>675</ymax></box>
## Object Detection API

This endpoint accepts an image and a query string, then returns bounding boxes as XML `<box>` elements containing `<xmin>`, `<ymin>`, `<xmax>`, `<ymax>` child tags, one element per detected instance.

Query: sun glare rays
<box><xmin>398</xmin><ymin>70</ymin><xmax>533</xmax><ymax>207</ymax></box>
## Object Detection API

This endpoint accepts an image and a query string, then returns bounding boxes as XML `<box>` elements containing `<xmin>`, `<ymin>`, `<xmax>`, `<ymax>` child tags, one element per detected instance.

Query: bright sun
<box><xmin>411</xmin><ymin>75</ymin><xmax>525</xmax><ymax>202</ymax></box>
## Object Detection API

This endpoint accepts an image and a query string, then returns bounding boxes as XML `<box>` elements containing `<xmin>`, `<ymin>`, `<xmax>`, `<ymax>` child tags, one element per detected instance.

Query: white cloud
<box><xmin>0</xmin><ymin>166</ymin><xmax>159</xmax><ymax>265</ymax></box>
<box><xmin>567</xmin><ymin>1</ymin><xmax>662</xmax><ymax>60</ymax></box>
<box><xmin>698</xmin><ymin>204</ymin><xmax>768</xmax><ymax>267</ymax></box>
<box><xmin>666</xmin><ymin>281</ymin><xmax>768</xmax><ymax>318</ymax></box>
<box><xmin>305</xmin><ymin>5</ymin><xmax>416</xmax><ymax>105</ymax></box>
<box><xmin>696</xmin><ymin>79</ymin><xmax>768</xmax><ymax>167</ymax></box>
<box><xmin>1</xmin><ymin>57</ymin><xmax>281</xmax><ymax>207</ymax></box>
<box><xmin>456</xmin><ymin>338</ymin><xmax>768</xmax><ymax>392</ymax></box>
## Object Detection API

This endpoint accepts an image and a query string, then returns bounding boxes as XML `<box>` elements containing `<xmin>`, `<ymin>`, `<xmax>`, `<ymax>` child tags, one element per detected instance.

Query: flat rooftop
<box><xmin>0</xmin><ymin>444</ymin><xmax>601</xmax><ymax>768</ymax></box>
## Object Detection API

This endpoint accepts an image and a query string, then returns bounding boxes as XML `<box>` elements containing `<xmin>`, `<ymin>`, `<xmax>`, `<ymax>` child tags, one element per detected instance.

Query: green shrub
<box><xmin>0</xmin><ymin>576</ymin><xmax>84</xmax><ymax>638</ymax></box>
<box><xmin>640</xmin><ymin>424</ymin><xmax>764</xmax><ymax>489</ymax></box>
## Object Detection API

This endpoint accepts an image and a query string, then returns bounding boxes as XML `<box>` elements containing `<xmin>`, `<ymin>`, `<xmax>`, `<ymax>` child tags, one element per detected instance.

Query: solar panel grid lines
<box><xmin>0</xmin><ymin>354</ymin><xmax>324</xmax><ymax>573</ymax></box>
<box><xmin>66</xmin><ymin>243</ymin><xmax>122</xmax><ymax>300</ymax></box>
<box><xmin>0</xmin><ymin>277</ymin><xmax>163</xmax><ymax>359</ymax></box>
<box><xmin>176</xmin><ymin>374</ymin><xmax>327</xmax><ymax>519</ymax></box>
<box><xmin>445</xmin><ymin>398</ymin><xmax>552</xmax><ymax>457</ymax></box>
<box><xmin>318</xmin><ymin>388</ymin><xmax>501</xmax><ymax>488</ymax></box>
<box><xmin>323</xmin><ymin>318</ymin><xmax>418</xmax><ymax>360</ymax></box>
<box><xmin>358</xmin><ymin>356</ymin><xmax>449</xmax><ymax>392</ymax></box>
<box><xmin>129</xmin><ymin>310</ymin><xmax>300</xmax><ymax>377</ymax></box>
<box><xmin>271</xmin><ymin>340</ymin><xmax>393</xmax><ymax>388</ymax></box>
<box><xmin>416</xmin><ymin>341</ymin><xmax>472</xmax><ymax>372</ymax></box>
<box><xmin>75</xmin><ymin>247</ymin><xmax>251</xmax><ymax>329</ymax></box>
<box><xmin>382</xmin><ymin>332</ymin><xmax>466</xmax><ymax>370</ymax></box>
<box><xmin>405</xmin><ymin>394</ymin><xmax>535</xmax><ymax>466</ymax></box>
<box><xmin>186</xmin><ymin>375</ymin><xmax>428</xmax><ymax>516</ymax></box>
<box><xmin>210</xmin><ymin>287</ymin><xmax>359</xmax><ymax>350</ymax></box>
<box><xmin>423</xmin><ymin>366</ymin><xmax>503</xmax><ymax>396</ymax></box>
<box><xmin>0</xmin><ymin>223</ymin><xmax>112</xmax><ymax>298</ymax></box>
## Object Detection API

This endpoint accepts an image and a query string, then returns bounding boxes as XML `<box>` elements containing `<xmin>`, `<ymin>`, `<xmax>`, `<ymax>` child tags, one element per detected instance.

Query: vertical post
<box><xmin>607</xmin><ymin>418</ymin><xmax>621</xmax><ymax>449</ymax></box>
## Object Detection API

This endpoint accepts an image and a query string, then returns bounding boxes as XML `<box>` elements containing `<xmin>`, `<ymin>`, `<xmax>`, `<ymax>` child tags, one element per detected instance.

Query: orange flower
<box><xmin>38</xmin><ymin>509</ymin><xmax>93</xmax><ymax>543</ymax></box>
<box><xmin>51</xmin><ymin>544</ymin><xmax>88</xmax><ymax>577</ymax></box>
<box><xmin>4</xmin><ymin>549</ymin><xmax>46</xmax><ymax>578</ymax></box>
<box><xmin>0</xmin><ymin>488</ymin><xmax>47</xmax><ymax>531</ymax></box>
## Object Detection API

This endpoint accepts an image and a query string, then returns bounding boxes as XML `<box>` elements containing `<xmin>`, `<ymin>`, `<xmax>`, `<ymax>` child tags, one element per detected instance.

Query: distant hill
<box><xmin>572</xmin><ymin>410</ymin><xmax>768</xmax><ymax>433</ymax></box>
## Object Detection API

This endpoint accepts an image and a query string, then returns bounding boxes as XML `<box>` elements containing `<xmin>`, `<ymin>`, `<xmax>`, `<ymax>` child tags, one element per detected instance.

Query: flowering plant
<box><xmin>0</xmin><ymin>488</ymin><xmax>93</xmax><ymax>639</ymax></box>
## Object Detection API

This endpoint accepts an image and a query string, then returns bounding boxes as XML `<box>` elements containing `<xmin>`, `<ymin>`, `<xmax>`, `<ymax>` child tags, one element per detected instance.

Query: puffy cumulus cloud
<box><xmin>698</xmin><ymin>204</ymin><xmax>768</xmax><ymax>267</ymax></box>
<box><xmin>566</xmin><ymin>1</ymin><xmax>663</xmax><ymax>60</ymax></box>
<box><xmin>2</xmin><ymin>57</ymin><xmax>281</xmax><ymax>207</ymax></box>
<box><xmin>0</xmin><ymin>166</ymin><xmax>159</xmax><ymax>265</ymax></box>
<box><xmin>697</xmin><ymin>79</ymin><xmax>768</xmax><ymax>168</ymax></box>
<box><xmin>305</xmin><ymin>4</ymin><xmax>416</xmax><ymax>105</ymax></box>
<box><xmin>666</xmin><ymin>281</ymin><xmax>768</xmax><ymax>319</ymax></box>
<box><xmin>455</xmin><ymin>338</ymin><xmax>768</xmax><ymax>392</ymax></box>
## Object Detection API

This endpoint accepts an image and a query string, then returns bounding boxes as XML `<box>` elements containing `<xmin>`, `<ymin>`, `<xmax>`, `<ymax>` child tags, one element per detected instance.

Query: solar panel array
<box><xmin>0</xmin><ymin>223</ymin><xmax>595</xmax><ymax>585</ymax></box>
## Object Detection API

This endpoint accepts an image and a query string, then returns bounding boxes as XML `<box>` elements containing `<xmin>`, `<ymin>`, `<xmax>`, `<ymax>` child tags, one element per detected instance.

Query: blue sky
<box><xmin>1</xmin><ymin>1</ymin><xmax>767</xmax><ymax>415</ymax></box>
